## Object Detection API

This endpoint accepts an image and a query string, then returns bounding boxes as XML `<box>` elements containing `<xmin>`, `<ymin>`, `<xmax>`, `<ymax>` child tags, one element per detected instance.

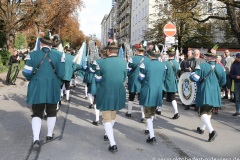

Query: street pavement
<box><xmin>0</xmin><ymin>73</ymin><xmax>239</xmax><ymax>160</ymax></box>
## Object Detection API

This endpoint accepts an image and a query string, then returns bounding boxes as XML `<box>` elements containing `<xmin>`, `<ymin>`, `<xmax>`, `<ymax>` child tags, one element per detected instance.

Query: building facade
<box><xmin>130</xmin><ymin>0</ymin><xmax>158</xmax><ymax>46</ymax></box>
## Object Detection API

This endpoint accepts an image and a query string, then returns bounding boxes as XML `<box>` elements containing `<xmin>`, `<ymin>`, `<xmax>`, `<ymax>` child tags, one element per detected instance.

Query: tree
<box><xmin>0</xmin><ymin>0</ymin><xmax>84</xmax><ymax>52</ymax></box>
<box><xmin>145</xmin><ymin>0</ymin><xmax>214</xmax><ymax>51</ymax></box>
<box><xmin>173</xmin><ymin>0</ymin><xmax>240</xmax><ymax>46</ymax></box>
<box><xmin>14</xmin><ymin>32</ymin><xmax>26</xmax><ymax>49</ymax></box>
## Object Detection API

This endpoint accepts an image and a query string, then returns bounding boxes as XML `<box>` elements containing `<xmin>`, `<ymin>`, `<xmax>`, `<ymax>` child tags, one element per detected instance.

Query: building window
<box><xmin>136</xmin><ymin>15</ymin><xmax>138</xmax><ymax>24</ymax></box>
<box><xmin>145</xmin><ymin>6</ymin><xmax>147</xmax><ymax>17</ymax></box>
<box><xmin>139</xmin><ymin>11</ymin><xmax>141</xmax><ymax>21</ymax></box>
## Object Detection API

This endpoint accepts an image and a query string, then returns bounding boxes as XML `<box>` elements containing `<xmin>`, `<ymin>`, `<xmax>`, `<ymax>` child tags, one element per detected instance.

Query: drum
<box><xmin>178</xmin><ymin>72</ymin><xmax>197</xmax><ymax>105</ymax></box>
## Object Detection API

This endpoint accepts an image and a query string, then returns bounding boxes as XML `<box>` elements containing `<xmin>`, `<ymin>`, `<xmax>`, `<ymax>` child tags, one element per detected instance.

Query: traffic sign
<box><xmin>163</xmin><ymin>23</ymin><xmax>177</xmax><ymax>37</ymax></box>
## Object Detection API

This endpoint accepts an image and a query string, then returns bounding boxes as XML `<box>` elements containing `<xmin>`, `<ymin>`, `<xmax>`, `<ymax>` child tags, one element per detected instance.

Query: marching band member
<box><xmin>91</xmin><ymin>49</ymin><xmax>107</xmax><ymax>126</ymax></box>
<box><xmin>163</xmin><ymin>47</ymin><xmax>180</xmax><ymax>119</ymax></box>
<box><xmin>95</xmin><ymin>41</ymin><xmax>127</xmax><ymax>152</ymax></box>
<box><xmin>61</xmin><ymin>46</ymin><xmax>75</xmax><ymax>103</ymax></box>
<box><xmin>190</xmin><ymin>45</ymin><xmax>226</xmax><ymax>142</ymax></box>
<box><xmin>22</xmin><ymin>31</ymin><xmax>65</xmax><ymax>149</ymax></box>
<box><xmin>125</xmin><ymin>43</ymin><xmax>147</xmax><ymax>123</ymax></box>
<box><xmin>138</xmin><ymin>47</ymin><xmax>166</xmax><ymax>143</ymax></box>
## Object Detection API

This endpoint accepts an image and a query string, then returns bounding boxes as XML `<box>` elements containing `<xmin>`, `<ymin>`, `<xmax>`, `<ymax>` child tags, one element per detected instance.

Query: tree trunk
<box><xmin>227</xmin><ymin>4</ymin><xmax>240</xmax><ymax>44</ymax></box>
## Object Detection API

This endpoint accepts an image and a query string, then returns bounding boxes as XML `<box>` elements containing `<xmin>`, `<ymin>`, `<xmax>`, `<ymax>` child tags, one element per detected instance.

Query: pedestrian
<box><xmin>125</xmin><ymin>43</ymin><xmax>147</xmax><ymax>123</ymax></box>
<box><xmin>6</xmin><ymin>50</ymin><xmax>20</xmax><ymax>85</ymax></box>
<box><xmin>229</xmin><ymin>53</ymin><xmax>240</xmax><ymax>116</ymax></box>
<box><xmin>95</xmin><ymin>41</ymin><xmax>127</xmax><ymax>152</ymax></box>
<box><xmin>162</xmin><ymin>46</ymin><xmax>180</xmax><ymax>119</ymax></box>
<box><xmin>22</xmin><ymin>30</ymin><xmax>65</xmax><ymax>149</ymax></box>
<box><xmin>223</xmin><ymin>50</ymin><xmax>235</xmax><ymax>100</ymax></box>
<box><xmin>190</xmin><ymin>45</ymin><xmax>226</xmax><ymax>142</ymax></box>
<box><xmin>138</xmin><ymin>47</ymin><xmax>166</xmax><ymax>143</ymax></box>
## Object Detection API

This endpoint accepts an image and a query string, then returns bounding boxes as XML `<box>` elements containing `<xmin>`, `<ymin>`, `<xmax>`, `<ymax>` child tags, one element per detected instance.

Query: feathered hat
<box><xmin>147</xmin><ymin>44</ymin><xmax>161</xmax><ymax>58</ymax></box>
<box><xmin>204</xmin><ymin>45</ymin><xmax>218</xmax><ymax>58</ymax></box>
<box><xmin>39</xmin><ymin>30</ymin><xmax>53</xmax><ymax>46</ymax></box>
<box><xmin>166</xmin><ymin>46</ymin><xmax>176</xmax><ymax>56</ymax></box>
<box><xmin>135</xmin><ymin>43</ymin><xmax>145</xmax><ymax>51</ymax></box>
<box><xmin>106</xmin><ymin>39</ymin><xmax>119</xmax><ymax>49</ymax></box>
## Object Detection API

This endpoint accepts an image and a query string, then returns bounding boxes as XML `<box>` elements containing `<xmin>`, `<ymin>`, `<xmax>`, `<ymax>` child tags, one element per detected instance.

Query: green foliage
<box><xmin>14</xmin><ymin>32</ymin><xmax>27</xmax><ymax>50</ymax></box>
<box><xmin>0</xmin><ymin>65</ymin><xmax>8</xmax><ymax>73</ymax></box>
<box><xmin>0</xmin><ymin>49</ymin><xmax>10</xmax><ymax>66</ymax></box>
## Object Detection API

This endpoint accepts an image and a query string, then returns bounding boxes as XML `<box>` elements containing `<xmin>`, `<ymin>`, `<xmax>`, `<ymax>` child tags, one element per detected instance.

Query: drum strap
<box><xmin>169</xmin><ymin>60</ymin><xmax>179</xmax><ymax>80</ymax></box>
<box><xmin>33</xmin><ymin>49</ymin><xmax>58</xmax><ymax>78</ymax></box>
<box><xmin>128</xmin><ymin>57</ymin><xmax>145</xmax><ymax>76</ymax></box>
<box><xmin>199</xmin><ymin>64</ymin><xmax>219</xmax><ymax>85</ymax></box>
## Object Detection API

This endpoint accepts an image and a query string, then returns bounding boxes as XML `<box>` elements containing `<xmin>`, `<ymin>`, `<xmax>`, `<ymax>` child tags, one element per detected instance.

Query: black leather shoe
<box><xmin>46</xmin><ymin>134</ymin><xmax>54</xmax><ymax>141</ymax></box>
<box><xmin>156</xmin><ymin>110</ymin><xmax>161</xmax><ymax>115</ymax></box>
<box><xmin>232</xmin><ymin>113</ymin><xmax>240</xmax><ymax>116</ymax></box>
<box><xmin>208</xmin><ymin>130</ymin><xmax>218</xmax><ymax>142</ymax></box>
<box><xmin>146</xmin><ymin>136</ymin><xmax>156</xmax><ymax>143</ymax></box>
<box><xmin>65</xmin><ymin>99</ymin><xmax>70</xmax><ymax>103</ymax></box>
<box><xmin>88</xmin><ymin>104</ymin><xmax>93</xmax><ymax>109</ymax></box>
<box><xmin>104</xmin><ymin>135</ymin><xmax>109</xmax><ymax>141</ymax></box>
<box><xmin>144</xmin><ymin>130</ymin><xmax>149</xmax><ymax>135</ymax></box>
<box><xmin>32</xmin><ymin>140</ymin><xmax>40</xmax><ymax>149</ymax></box>
<box><xmin>197</xmin><ymin>127</ymin><xmax>204</xmax><ymax>134</ymax></box>
<box><xmin>141</xmin><ymin>118</ymin><xmax>146</xmax><ymax>123</ymax></box>
<box><xmin>92</xmin><ymin>121</ymin><xmax>99</xmax><ymax>126</ymax></box>
<box><xmin>125</xmin><ymin>112</ymin><xmax>131</xmax><ymax>117</ymax></box>
<box><xmin>184</xmin><ymin>105</ymin><xmax>190</xmax><ymax>110</ymax></box>
<box><xmin>172</xmin><ymin>113</ymin><xmax>180</xmax><ymax>119</ymax></box>
<box><xmin>108</xmin><ymin>145</ymin><xmax>118</xmax><ymax>152</ymax></box>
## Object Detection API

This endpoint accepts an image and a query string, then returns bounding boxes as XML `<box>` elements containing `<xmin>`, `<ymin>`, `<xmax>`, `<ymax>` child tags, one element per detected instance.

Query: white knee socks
<box><xmin>201</xmin><ymin>114</ymin><xmax>213</xmax><ymax>133</ymax></box>
<box><xmin>84</xmin><ymin>85</ymin><xmax>88</xmax><ymax>97</ymax></box>
<box><xmin>127</xmin><ymin>101</ymin><xmax>133</xmax><ymax>114</ymax></box>
<box><xmin>66</xmin><ymin>90</ymin><xmax>70</xmax><ymax>100</ymax></box>
<box><xmin>94</xmin><ymin>104</ymin><xmax>99</xmax><ymax>122</ymax></box>
<box><xmin>147</xmin><ymin>118</ymin><xmax>154</xmax><ymax>138</ymax></box>
<box><xmin>88</xmin><ymin>94</ymin><xmax>94</xmax><ymax>104</ymax></box>
<box><xmin>47</xmin><ymin>117</ymin><xmax>56</xmax><ymax>137</ymax></box>
<box><xmin>104</xmin><ymin>122</ymin><xmax>116</xmax><ymax>146</ymax></box>
<box><xmin>32</xmin><ymin>117</ymin><xmax>42</xmax><ymax>142</ymax></box>
<box><xmin>171</xmin><ymin>100</ymin><xmax>178</xmax><ymax>114</ymax></box>
<box><xmin>139</xmin><ymin>105</ymin><xmax>145</xmax><ymax>118</ymax></box>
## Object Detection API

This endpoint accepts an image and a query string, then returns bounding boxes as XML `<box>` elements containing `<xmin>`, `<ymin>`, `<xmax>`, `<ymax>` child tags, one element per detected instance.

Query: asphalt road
<box><xmin>0</xmin><ymin>73</ymin><xmax>239</xmax><ymax>160</ymax></box>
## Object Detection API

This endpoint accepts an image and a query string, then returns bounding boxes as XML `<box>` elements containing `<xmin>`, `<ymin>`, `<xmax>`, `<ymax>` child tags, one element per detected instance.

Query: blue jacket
<box><xmin>229</xmin><ymin>61</ymin><xmax>240</xmax><ymax>83</ymax></box>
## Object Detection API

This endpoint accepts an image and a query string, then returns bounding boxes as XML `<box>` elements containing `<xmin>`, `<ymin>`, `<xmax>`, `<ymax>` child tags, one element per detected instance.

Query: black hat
<box><xmin>204</xmin><ymin>45</ymin><xmax>218</xmax><ymax>58</ymax></box>
<box><xmin>39</xmin><ymin>30</ymin><xmax>53</xmax><ymax>46</ymax></box>
<box><xmin>147</xmin><ymin>49</ymin><xmax>160</xmax><ymax>58</ymax></box>
<box><xmin>64</xmin><ymin>46</ymin><xmax>72</xmax><ymax>52</ymax></box>
<box><xmin>166</xmin><ymin>46</ymin><xmax>176</xmax><ymax>56</ymax></box>
<box><xmin>52</xmin><ymin>34</ymin><xmax>61</xmax><ymax>47</ymax></box>
<box><xmin>106</xmin><ymin>40</ymin><xmax>119</xmax><ymax>49</ymax></box>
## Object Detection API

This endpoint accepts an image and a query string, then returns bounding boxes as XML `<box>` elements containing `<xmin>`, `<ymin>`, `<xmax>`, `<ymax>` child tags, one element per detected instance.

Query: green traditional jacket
<box><xmin>63</xmin><ymin>53</ymin><xmax>75</xmax><ymax>81</ymax></box>
<box><xmin>22</xmin><ymin>47</ymin><xmax>65</xmax><ymax>104</ymax></box>
<box><xmin>95</xmin><ymin>56</ymin><xmax>127</xmax><ymax>111</ymax></box>
<box><xmin>127</xmin><ymin>55</ymin><xmax>146</xmax><ymax>93</ymax></box>
<box><xmin>138</xmin><ymin>58</ymin><xmax>166</xmax><ymax>107</ymax></box>
<box><xmin>163</xmin><ymin>59</ymin><xmax>180</xmax><ymax>92</ymax></box>
<box><xmin>190</xmin><ymin>61</ymin><xmax>226</xmax><ymax>107</ymax></box>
